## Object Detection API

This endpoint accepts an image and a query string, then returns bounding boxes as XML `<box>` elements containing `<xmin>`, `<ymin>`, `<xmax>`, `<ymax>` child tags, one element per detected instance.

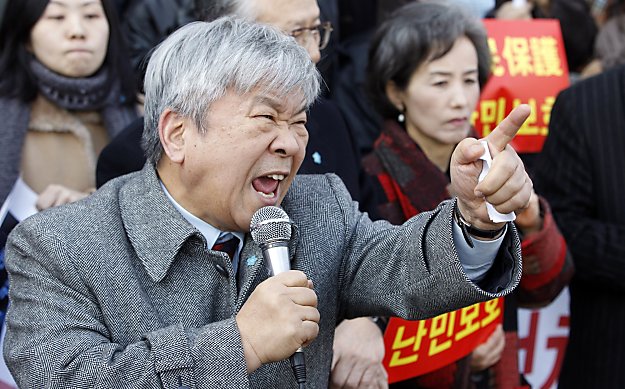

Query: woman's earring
<box><xmin>397</xmin><ymin>112</ymin><xmax>405</xmax><ymax>123</ymax></box>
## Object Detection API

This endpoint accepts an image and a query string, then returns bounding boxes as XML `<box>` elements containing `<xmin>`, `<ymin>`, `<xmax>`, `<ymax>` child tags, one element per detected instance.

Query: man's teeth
<box><xmin>254</xmin><ymin>175</ymin><xmax>282</xmax><ymax>197</ymax></box>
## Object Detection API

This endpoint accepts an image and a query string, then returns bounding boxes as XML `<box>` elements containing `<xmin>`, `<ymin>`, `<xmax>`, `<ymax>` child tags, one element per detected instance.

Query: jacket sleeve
<box><xmin>320</xmin><ymin>174</ymin><xmax>523</xmax><ymax>322</ymax></box>
<box><xmin>516</xmin><ymin>196</ymin><xmax>574</xmax><ymax>307</ymax></box>
<box><xmin>3</xmin><ymin>221</ymin><xmax>250</xmax><ymax>389</ymax></box>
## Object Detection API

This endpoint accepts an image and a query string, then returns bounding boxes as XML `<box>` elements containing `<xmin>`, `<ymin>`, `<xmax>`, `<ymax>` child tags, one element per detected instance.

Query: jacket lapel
<box><xmin>120</xmin><ymin>165</ymin><xmax>302</xmax><ymax>307</ymax></box>
<box><xmin>119</xmin><ymin>165</ymin><xmax>201</xmax><ymax>283</ymax></box>
<box><xmin>235</xmin><ymin>236</ymin><xmax>266</xmax><ymax>310</ymax></box>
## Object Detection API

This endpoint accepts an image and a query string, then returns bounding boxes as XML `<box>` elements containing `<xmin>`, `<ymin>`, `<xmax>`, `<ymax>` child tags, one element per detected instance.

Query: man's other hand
<box><xmin>330</xmin><ymin>317</ymin><xmax>388</xmax><ymax>389</ymax></box>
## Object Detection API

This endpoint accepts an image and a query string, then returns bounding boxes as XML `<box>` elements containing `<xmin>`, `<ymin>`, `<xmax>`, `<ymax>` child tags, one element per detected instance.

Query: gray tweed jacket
<box><xmin>3</xmin><ymin>165</ymin><xmax>521</xmax><ymax>388</ymax></box>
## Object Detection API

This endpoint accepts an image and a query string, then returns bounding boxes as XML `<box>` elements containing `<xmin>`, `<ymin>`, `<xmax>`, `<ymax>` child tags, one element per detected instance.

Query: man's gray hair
<box><xmin>142</xmin><ymin>16</ymin><xmax>321</xmax><ymax>164</ymax></box>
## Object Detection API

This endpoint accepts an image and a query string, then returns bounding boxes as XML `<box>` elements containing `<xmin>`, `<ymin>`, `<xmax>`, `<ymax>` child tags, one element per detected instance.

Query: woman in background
<box><xmin>363</xmin><ymin>2</ymin><xmax>573</xmax><ymax>388</ymax></box>
<box><xmin>0</xmin><ymin>0</ymin><xmax>137</xmax><ymax>210</ymax></box>
<box><xmin>0</xmin><ymin>0</ymin><xmax>137</xmax><ymax>330</ymax></box>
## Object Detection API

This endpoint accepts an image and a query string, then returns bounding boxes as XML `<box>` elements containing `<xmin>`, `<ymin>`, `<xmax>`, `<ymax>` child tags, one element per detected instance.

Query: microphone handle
<box><xmin>290</xmin><ymin>348</ymin><xmax>306</xmax><ymax>388</ymax></box>
<box><xmin>261</xmin><ymin>242</ymin><xmax>307</xmax><ymax>387</ymax></box>
<box><xmin>262</xmin><ymin>242</ymin><xmax>290</xmax><ymax>276</ymax></box>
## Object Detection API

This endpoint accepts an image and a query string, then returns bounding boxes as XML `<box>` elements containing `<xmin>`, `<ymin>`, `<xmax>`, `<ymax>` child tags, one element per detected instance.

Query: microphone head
<box><xmin>250</xmin><ymin>206</ymin><xmax>292</xmax><ymax>245</ymax></box>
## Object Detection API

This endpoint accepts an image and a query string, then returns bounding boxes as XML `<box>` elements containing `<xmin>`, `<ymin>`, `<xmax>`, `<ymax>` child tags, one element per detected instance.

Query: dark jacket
<box><xmin>534</xmin><ymin>65</ymin><xmax>625</xmax><ymax>388</ymax></box>
<box><xmin>122</xmin><ymin>0</ymin><xmax>195</xmax><ymax>91</ymax></box>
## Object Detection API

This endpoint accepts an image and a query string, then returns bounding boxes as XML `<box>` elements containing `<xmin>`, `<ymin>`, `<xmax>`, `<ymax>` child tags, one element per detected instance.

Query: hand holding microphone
<box><xmin>235</xmin><ymin>206</ymin><xmax>319</xmax><ymax>381</ymax></box>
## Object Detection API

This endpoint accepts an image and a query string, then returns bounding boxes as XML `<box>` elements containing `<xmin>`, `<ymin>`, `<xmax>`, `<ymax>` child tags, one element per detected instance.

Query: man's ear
<box><xmin>158</xmin><ymin>108</ymin><xmax>187</xmax><ymax>163</ymax></box>
<box><xmin>385</xmin><ymin>80</ymin><xmax>405</xmax><ymax>112</ymax></box>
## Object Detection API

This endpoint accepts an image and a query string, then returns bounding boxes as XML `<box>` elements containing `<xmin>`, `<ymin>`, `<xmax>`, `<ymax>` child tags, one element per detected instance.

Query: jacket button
<box><xmin>214</xmin><ymin>263</ymin><xmax>229</xmax><ymax>278</ymax></box>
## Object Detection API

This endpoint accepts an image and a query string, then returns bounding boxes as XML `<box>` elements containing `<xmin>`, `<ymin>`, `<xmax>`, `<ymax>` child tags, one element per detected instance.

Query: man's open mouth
<box><xmin>252</xmin><ymin>174</ymin><xmax>285</xmax><ymax>198</ymax></box>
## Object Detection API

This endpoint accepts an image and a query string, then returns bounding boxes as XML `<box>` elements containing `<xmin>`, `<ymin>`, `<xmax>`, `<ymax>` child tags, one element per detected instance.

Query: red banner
<box><xmin>473</xmin><ymin>20</ymin><xmax>570</xmax><ymax>153</ymax></box>
<box><xmin>383</xmin><ymin>298</ymin><xmax>503</xmax><ymax>383</ymax></box>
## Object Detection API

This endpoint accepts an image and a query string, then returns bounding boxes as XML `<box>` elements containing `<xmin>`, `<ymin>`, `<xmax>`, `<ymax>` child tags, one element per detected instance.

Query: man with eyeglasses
<box><xmin>288</xmin><ymin>21</ymin><xmax>333</xmax><ymax>58</ymax></box>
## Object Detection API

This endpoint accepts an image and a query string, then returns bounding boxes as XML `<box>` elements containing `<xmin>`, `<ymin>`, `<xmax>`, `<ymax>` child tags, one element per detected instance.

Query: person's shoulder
<box><xmin>561</xmin><ymin>65</ymin><xmax>625</xmax><ymax>100</ymax></box>
<box><xmin>13</xmin><ymin>171</ymin><xmax>141</xmax><ymax>242</ymax></box>
<box><xmin>283</xmin><ymin>174</ymin><xmax>357</xmax><ymax>227</ymax></box>
<box><xmin>285</xmin><ymin>173</ymin><xmax>352</xmax><ymax>209</ymax></box>
<box><xmin>288</xmin><ymin>173</ymin><xmax>349</xmax><ymax>197</ymax></box>
<box><xmin>96</xmin><ymin>117</ymin><xmax>146</xmax><ymax>187</ymax></box>
<box><xmin>551</xmin><ymin>66</ymin><xmax>625</xmax><ymax>126</ymax></box>
<box><xmin>115</xmin><ymin>116</ymin><xmax>144</xmax><ymax>141</ymax></box>
<box><xmin>102</xmin><ymin>116</ymin><xmax>144</xmax><ymax>153</ymax></box>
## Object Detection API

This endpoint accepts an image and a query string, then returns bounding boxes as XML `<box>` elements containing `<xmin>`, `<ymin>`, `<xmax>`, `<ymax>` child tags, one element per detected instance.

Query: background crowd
<box><xmin>0</xmin><ymin>0</ymin><xmax>623</xmax><ymax>388</ymax></box>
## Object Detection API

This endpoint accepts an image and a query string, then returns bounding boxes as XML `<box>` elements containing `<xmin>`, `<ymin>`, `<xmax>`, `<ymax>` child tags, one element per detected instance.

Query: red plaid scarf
<box><xmin>362</xmin><ymin>120</ymin><xmax>454</xmax><ymax>223</ymax></box>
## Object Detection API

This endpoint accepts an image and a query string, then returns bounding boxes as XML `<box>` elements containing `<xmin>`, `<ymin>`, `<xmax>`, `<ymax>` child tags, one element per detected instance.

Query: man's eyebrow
<box><xmin>253</xmin><ymin>95</ymin><xmax>307</xmax><ymax>115</ymax></box>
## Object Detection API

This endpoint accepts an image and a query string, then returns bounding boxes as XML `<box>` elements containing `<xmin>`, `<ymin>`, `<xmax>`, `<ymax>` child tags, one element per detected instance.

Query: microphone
<box><xmin>250</xmin><ymin>206</ymin><xmax>292</xmax><ymax>276</ymax></box>
<box><xmin>250</xmin><ymin>206</ymin><xmax>306</xmax><ymax>388</ymax></box>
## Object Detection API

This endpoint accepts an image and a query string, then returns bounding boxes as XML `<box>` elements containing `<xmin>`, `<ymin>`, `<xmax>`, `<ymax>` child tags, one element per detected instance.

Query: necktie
<box><xmin>211</xmin><ymin>234</ymin><xmax>241</xmax><ymax>289</ymax></box>
<box><xmin>211</xmin><ymin>234</ymin><xmax>239</xmax><ymax>262</ymax></box>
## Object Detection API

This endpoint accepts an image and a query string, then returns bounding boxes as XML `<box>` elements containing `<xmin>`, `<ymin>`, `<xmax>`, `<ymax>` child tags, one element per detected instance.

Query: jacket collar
<box><xmin>119</xmin><ymin>165</ymin><xmax>301</xmax><ymax>284</ymax></box>
<box><xmin>119</xmin><ymin>164</ymin><xmax>201</xmax><ymax>282</ymax></box>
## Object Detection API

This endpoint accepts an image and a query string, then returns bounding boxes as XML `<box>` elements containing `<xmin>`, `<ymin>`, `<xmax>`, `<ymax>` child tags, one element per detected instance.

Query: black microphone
<box><xmin>250</xmin><ymin>206</ymin><xmax>306</xmax><ymax>388</ymax></box>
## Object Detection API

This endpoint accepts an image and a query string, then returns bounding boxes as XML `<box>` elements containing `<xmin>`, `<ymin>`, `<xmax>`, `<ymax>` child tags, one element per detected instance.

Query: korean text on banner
<box><xmin>473</xmin><ymin>19</ymin><xmax>570</xmax><ymax>153</ymax></box>
<box><xmin>383</xmin><ymin>298</ymin><xmax>503</xmax><ymax>383</ymax></box>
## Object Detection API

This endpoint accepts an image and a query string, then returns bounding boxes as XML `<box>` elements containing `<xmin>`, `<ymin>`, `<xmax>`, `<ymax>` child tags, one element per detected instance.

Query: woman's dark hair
<box><xmin>0</xmin><ymin>0</ymin><xmax>136</xmax><ymax>104</ymax></box>
<box><xmin>366</xmin><ymin>1</ymin><xmax>491</xmax><ymax>120</ymax></box>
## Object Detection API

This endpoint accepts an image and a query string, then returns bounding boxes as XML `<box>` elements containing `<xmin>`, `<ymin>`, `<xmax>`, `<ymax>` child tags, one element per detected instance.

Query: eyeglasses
<box><xmin>289</xmin><ymin>21</ymin><xmax>333</xmax><ymax>50</ymax></box>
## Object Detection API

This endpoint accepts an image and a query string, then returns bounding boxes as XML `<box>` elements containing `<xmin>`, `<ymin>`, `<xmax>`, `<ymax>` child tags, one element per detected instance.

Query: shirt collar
<box><xmin>160</xmin><ymin>182</ymin><xmax>244</xmax><ymax>252</ymax></box>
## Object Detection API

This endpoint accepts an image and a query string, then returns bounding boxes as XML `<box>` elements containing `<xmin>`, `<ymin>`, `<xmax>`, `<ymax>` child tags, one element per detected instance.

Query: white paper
<box><xmin>479</xmin><ymin>140</ymin><xmax>516</xmax><ymax>223</ymax></box>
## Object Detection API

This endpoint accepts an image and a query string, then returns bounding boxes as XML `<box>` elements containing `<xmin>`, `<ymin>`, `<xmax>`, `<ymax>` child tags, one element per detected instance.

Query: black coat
<box><xmin>534</xmin><ymin>65</ymin><xmax>625</xmax><ymax>388</ymax></box>
<box><xmin>122</xmin><ymin>0</ymin><xmax>195</xmax><ymax>91</ymax></box>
